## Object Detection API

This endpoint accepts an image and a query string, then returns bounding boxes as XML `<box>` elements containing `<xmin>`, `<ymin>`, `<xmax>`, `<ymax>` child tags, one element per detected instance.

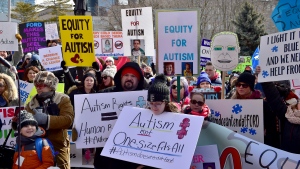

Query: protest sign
<box><xmin>290</xmin><ymin>79</ymin><xmax>300</xmax><ymax>89</ymax></box>
<box><xmin>121</xmin><ymin>7</ymin><xmax>154</xmax><ymax>57</ymax></box>
<box><xmin>258</xmin><ymin>28</ymin><xmax>300</xmax><ymax>82</ymax></box>
<box><xmin>191</xmin><ymin>88</ymin><xmax>221</xmax><ymax>100</ymax></box>
<box><xmin>206</xmin><ymin>100</ymin><xmax>264</xmax><ymax>143</ymax></box>
<box><xmin>73</xmin><ymin>91</ymin><xmax>147</xmax><ymax>148</ymax></box>
<box><xmin>15</xmin><ymin>80</ymin><xmax>34</xmax><ymax>105</ymax></box>
<box><xmin>190</xmin><ymin>145</ymin><xmax>221</xmax><ymax>169</ymax></box>
<box><xmin>101</xmin><ymin>106</ymin><xmax>204</xmax><ymax>169</ymax></box>
<box><xmin>0</xmin><ymin>22</ymin><xmax>18</xmax><ymax>51</ymax></box>
<box><xmin>232</xmin><ymin>56</ymin><xmax>252</xmax><ymax>73</ymax></box>
<box><xmin>39</xmin><ymin>46</ymin><xmax>63</xmax><ymax>71</ymax></box>
<box><xmin>271</xmin><ymin>0</ymin><xmax>300</xmax><ymax>32</ymax></box>
<box><xmin>157</xmin><ymin>10</ymin><xmax>199</xmax><ymax>75</ymax></box>
<box><xmin>199</xmin><ymin>121</ymin><xmax>300</xmax><ymax>169</ymax></box>
<box><xmin>59</xmin><ymin>16</ymin><xmax>95</xmax><ymax>67</ymax></box>
<box><xmin>45</xmin><ymin>23</ymin><xmax>59</xmax><ymax>40</ymax></box>
<box><xmin>19</xmin><ymin>22</ymin><xmax>47</xmax><ymax>53</ymax></box>
<box><xmin>25</xmin><ymin>83</ymin><xmax>64</xmax><ymax>104</ymax></box>
<box><xmin>201</xmin><ymin>39</ymin><xmax>211</xmax><ymax>59</ymax></box>
<box><xmin>94</xmin><ymin>31</ymin><xmax>123</xmax><ymax>57</ymax></box>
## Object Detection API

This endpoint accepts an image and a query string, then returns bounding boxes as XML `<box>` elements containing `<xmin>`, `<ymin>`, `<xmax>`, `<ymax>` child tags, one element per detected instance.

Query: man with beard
<box><xmin>94</xmin><ymin>61</ymin><xmax>144</xmax><ymax>169</ymax></box>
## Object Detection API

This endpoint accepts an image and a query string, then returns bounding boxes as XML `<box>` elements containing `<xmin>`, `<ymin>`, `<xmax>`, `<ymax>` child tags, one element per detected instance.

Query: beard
<box><xmin>124</xmin><ymin>81</ymin><xmax>134</xmax><ymax>90</ymax></box>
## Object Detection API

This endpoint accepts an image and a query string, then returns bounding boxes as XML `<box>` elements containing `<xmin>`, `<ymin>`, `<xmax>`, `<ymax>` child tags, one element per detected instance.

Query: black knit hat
<box><xmin>18</xmin><ymin>110</ymin><xmax>38</xmax><ymax>130</ymax></box>
<box><xmin>236</xmin><ymin>71</ymin><xmax>255</xmax><ymax>91</ymax></box>
<box><xmin>147</xmin><ymin>74</ymin><xmax>170</xmax><ymax>102</ymax></box>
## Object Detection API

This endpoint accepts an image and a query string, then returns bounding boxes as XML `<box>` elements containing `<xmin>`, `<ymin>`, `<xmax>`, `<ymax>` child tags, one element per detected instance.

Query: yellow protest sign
<box><xmin>59</xmin><ymin>16</ymin><xmax>95</xmax><ymax>67</ymax></box>
<box><xmin>25</xmin><ymin>83</ymin><xmax>65</xmax><ymax>104</ymax></box>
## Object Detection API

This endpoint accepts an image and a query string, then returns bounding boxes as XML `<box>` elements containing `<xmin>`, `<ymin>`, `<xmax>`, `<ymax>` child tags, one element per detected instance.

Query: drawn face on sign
<box><xmin>210</xmin><ymin>32</ymin><xmax>240</xmax><ymax>71</ymax></box>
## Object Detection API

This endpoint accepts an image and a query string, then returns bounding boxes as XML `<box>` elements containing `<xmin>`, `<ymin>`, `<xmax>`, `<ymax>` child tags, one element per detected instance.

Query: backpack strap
<box><xmin>35</xmin><ymin>137</ymin><xmax>43</xmax><ymax>162</ymax></box>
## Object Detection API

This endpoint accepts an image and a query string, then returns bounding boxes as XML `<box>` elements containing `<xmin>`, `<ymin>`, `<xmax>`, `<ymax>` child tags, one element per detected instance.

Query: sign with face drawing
<box><xmin>210</xmin><ymin>32</ymin><xmax>240</xmax><ymax>71</ymax></box>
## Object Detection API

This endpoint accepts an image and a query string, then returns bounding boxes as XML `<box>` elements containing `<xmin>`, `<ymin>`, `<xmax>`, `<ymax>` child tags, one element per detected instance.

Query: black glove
<box><xmin>275</xmin><ymin>83</ymin><xmax>290</xmax><ymax>99</ymax></box>
<box><xmin>92</xmin><ymin>61</ymin><xmax>100</xmax><ymax>71</ymax></box>
<box><xmin>151</xmin><ymin>62</ymin><xmax>156</xmax><ymax>75</ymax></box>
<box><xmin>61</xmin><ymin>61</ymin><xmax>67</xmax><ymax>70</ymax></box>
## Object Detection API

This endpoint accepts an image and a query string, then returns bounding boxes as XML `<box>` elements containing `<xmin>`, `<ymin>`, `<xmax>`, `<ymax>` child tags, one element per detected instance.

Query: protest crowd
<box><xmin>1</xmin><ymin>2</ymin><xmax>300</xmax><ymax>169</ymax></box>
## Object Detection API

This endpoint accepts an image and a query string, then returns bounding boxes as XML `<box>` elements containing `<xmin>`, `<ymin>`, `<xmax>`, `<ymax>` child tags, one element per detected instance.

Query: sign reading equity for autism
<box><xmin>206</xmin><ymin>99</ymin><xmax>264</xmax><ymax>143</ymax></box>
<box><xmin>73</xmin><ymin>91</ymin><xmax>147</xmax><ymax>148</ymax></box>
<box><xmin>38</xmin><ymin>46</ymin><xmax>63</xmax><ymax>71</ymax></box>
<box><xmin>59</xmin><ymin>16</ymin><xmax>95</xmax><ymax>67</ymax></box>
<box><xmin>258</xmin><ymin>28</ymin><xmax>300</xmax><ymax>82</ymax></box>
<box><xmin>101</xmin><ymin>106</ymin><xmax>204</xmax><ymax>169</ymax></box>
<box><xmin>0</xmin><ymin>22</ymin><xmax>18</xmax><ymax>51</ymax></box>
<box><xmin>19</xmin><ymin>22</ymin><xmax>47</xmax><ymax>53</ymax></box>
<box><xmin>93</xmin><ymin>31</ymin><xmax>124</xmax><ymax>57</ymax></box>
<box><xmin>121</xmin><ymin>7</ymin><xmax>154</xmax><ymax>57</ymax></box>
<box><xmin>157</xmin><ymin>10</ymin><xmax>199</xmax><ymax>75</ymax></box>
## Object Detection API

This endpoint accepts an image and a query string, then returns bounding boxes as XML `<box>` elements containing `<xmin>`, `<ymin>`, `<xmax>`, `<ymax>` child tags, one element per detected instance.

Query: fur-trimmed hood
<box><xmin>0</xmin><ymin>73</ymin><xmax>18</xmax><ymax>101</ymax></box>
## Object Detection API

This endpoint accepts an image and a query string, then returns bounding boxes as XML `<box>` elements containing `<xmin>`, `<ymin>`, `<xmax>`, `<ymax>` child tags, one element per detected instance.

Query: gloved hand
<box><xmin>72</xmin><ymin>126</ymin><xmax>78</xmax><ymax>141</ymax></box>
<box><xmin>15</xmin><ymin>34</ymin><xmax>22</xmax><ymax>42</ymax></box>
<box><xmin>61</xmin><ymin>60</ymin><xmax>67</xmax><ymax>70</ymax></box>
<box><xmin>92</xmin><ymin>61</ymin><xmax>100</xmax><ymax>71</ymax></box>
<box><xmin>33</xmin><ymin>109</ymin><xmax>48</xmax><ymax>125</ymax></box>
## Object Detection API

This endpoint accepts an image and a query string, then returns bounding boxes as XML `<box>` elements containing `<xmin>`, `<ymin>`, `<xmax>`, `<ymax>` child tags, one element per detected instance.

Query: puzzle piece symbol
<box><xmin>232</xmin><ymin>104</ymin><xmax>242</xmax><ymax>114</ymax></box>
<box><xmin>249</xmin><ymin>128</ymin><xmax>257</xmax><ymax>135</ymax></box>
<box><xmin>136</xmin><ymin>96</ymin><xmax>146</xmax><ymax>108</ymax></box>
<box><xmin>240</xmin><ymin>127</ymin><xmax>248</xmax><ymax>133</ymax></box>
<box><xmin>272</xmin><ymin>2</ymin><xmax>299</xmax><ymax>31</ymax></box>
<box><xmin>211</xmin><ymin>109</ymin><xmax>215</xmax><ymax>115</ymax></box>
<box><xmin>271</xmin><ymin>45</ymin><xmax>278</xmax><ymax>52</ymax></box>
<box><xmin>262</xmin><ymin>70</ymin><xmax>269</xmax><ymax>78</ymax></box>
<box><xmin>177</xmin><ymin>118</ymin><xmax>190</xmax><ymax>139</ymax></box>
<box><xmin>215</xmin><ymin>111</ymin><xmax>220</xmax><ymax>117</ymax></box>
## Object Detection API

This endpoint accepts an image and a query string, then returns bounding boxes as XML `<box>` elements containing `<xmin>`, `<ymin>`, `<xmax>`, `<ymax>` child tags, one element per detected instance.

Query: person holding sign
<box><xmin>0</xmin><ymin>73</ymin><xmax>18</xmax><ymax>107</ymax></box>
<box><xmin>24</xmin><ymin>71</ymin><xmax>74</xmax><ymax>169</ymax></box>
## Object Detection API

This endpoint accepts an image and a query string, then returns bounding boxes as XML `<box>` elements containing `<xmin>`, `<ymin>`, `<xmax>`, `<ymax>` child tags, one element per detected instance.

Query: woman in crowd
<box><xmin>102</xmin><ymin>57</ymin><xmax>114</xmax><ymax>70</ymax></box>
<box><xmin>196</xmin><ymin>72</ymin><xmax>211</xmax><ymax>89</ymax></box>
<box><xmin>170</xmin><ymin>76</ymin><xmax>190</xmax><ymax>112</ymax></box>
<box><xmin>23</xmin><ymin>66</ymin><xmax>39</xmax><ymax>83</ymax></box>
<box><xmin>0</xmin><ymin>73</ymin><xmax>18</xmax><ymax>107</ymax></box>
<box><xmin>99</xmin><ymin>65</ymin><xmax>116</xmax><ymax>90</ymax></box>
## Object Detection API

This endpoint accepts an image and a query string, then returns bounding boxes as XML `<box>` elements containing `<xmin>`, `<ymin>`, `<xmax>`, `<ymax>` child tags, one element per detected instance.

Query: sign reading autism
<box><xmin>19</xmin><ymin>22</ymin><xmax>47</xmax><ymax>53</ymax></box>
<box><xmin>121</xmin><ymin>7</ymin><xmax>154</xmax><ymax>56</ymax></box>
<box><xmin>258</xmin><ymin>27</ymin><xmax>300</xmax><ymax>82</ymax></box>
<box><xmin>59</xmin><ymin>16</ymin><xmax>95</xmax><ymax>67</ymax></box>
<box><xmin>157</xmin><ymin>9</ymin><xmax>199</xmax><ymax>75</ymax></box>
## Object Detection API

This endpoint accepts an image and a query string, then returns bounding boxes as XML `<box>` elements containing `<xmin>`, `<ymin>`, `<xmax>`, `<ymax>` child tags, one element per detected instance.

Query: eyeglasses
<box><xmin>106</xmin><ymin>60</ymin><xmax>112</xmax><ymax>63</ymax></box>
<box><xmin>171</xmin><ymin>85</ymin><xmax>183</xmax><ymax>90</ymax></box>
<box><xmin>35</xmin><ymin>84</ymin><xmax>48</xmax><ymax>89</ymax></box>
<box><xmin>236</xmin><ymin>83</ymin><xmax>249</xmax><ymax>88</ymax></box>
<box><xmin>102</xmin><ymin>76</ymin><xmax>108</xmax><ymax>80</ymax></box>
<box><xmin>191</xmin><ymin>100</ymin><xmax>204</xmax><ymax>106</ymax></box>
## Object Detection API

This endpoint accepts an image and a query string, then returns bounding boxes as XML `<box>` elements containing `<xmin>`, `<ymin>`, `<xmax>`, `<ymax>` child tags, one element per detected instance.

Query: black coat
<box><xmin>262</xmin><ymin>82</ymin><xmax>300</xmax><ymax>154</ymax></box>
<box><xmin>94</xmin><ymin>62</ymin><xmax>144</xmax><ymax>169</ymax></box>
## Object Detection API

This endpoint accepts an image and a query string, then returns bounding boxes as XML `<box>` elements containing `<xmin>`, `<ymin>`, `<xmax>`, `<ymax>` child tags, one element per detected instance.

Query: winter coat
<box><xmin>68</xmin><ymin>85</ymin><xmax>97</xmax><ymax>107</ymax></box>
<box><xmin>210</xmin><ymin>72</ymin><xmax>222</xmax><ymax>85</ymax></box>
<box><xmin>183</xmin><ymin>104</ymin><xmax>211</xmax><ymax>120</ymax></box>
<box><xmin>171</xmin><ymin>96</ymin><xmax>190</xmax><ymax>112</ymax></box>
<box><xmin>0</xmin><ymin>44</ymin><xmax>23</xmax><ymax>81</ymax></box>
<box><xmin>12</xmin><ymin>128</ymin><xmax>54</xmax><ymax>169</ymax></box>
<box><xmin>94</xmin><ymin>62</ymin><xmax>144</xmax><ymax>169</ymax></box>
<box><xmin>262</xmin><ymin>82</ymin><xmax>300</xmax><ymax>154</ymax></box>
<box><xmin>25</xmin><ymin>92</ymin><xmax>74</xmax><ymax>169</ymax></box>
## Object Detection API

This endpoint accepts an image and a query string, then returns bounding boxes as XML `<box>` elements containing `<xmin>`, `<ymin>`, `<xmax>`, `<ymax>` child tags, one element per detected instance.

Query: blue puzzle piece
<box><xmin>262</xmin><ymin>70</ymin><xmax>269</xmax><ymax>78</ymax></box>
<box><xmin>241</xmin><ymin>127</ymin><xmax>248</xmax><ymax>133</ymax></box>
<box><xmin>136</xmin><ymin>96</ymin><xmax>146</xmax><ymax>108</ymax></box>
<box><xmin>249</xmin><ymin>128</ymin><xmax>257</xmax><ymax>135</ymax></box>
<box><xmin>232</xmin><ymin>104</ymin><xmax>243</xmax><ymax>114</ymax></box>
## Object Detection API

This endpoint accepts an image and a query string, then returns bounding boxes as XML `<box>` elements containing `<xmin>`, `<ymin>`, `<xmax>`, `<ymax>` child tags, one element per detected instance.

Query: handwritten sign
<box><xmin>45</xmin><ymin>23</ymin><xmax>59</xmax><ymax>40</ymax></box>
<box><xmin>59</xmin><ymin>16</ymin><xmax>95</xmax><ymax>67</ymax></box>
<box><xmin>73</xmin><ymin>91</ymin><xmax>147</xmax><ymax>148</ymax></box>
<box><xmin>0</xmin><ymin>22</ymin><xmax>18</xmax><ymax>51</ymax></box>
<box><xmin>157</xmin><ymin>10</ymin><xmax>199</xmax><ymax>75</ymax></box>
<box><xmin>94</xmin><ymin>31</ymin><xmax>123</xmax><ymax>57</ymax></box>
<box><xmin>198</xmin><ymin>121</ymin><xmax>300</xmax><ymax>169</ymax></box>
<box><xmin>15</xmin><ymin>80</ymin><xmax>34</xmax><ymax>105</ymax></box>
<box><xmin>101</xmin><ymin>106</ymin><xmax>204</xmax><ymax>169</ymax></box>
<box><xmin>25</xmin><ymin>83</ymin><xmax>64</xmax><ymax>104</ymax></box>
<box><xmin>121</xmin><ymin>7</ymin><xmax>154</xmax><ymax>56</ymax></box>
<box><xmin>206</xmin><ymin>99</ymin><xmax>264</xmax><ymax>143</ymax></box>
<box><xmin>258</xmin><ymin>28</ymin><xmax>300</xmax><ymax>82</ymax></box>
<box><xmin>39</xmin><ymin>46</ymin><xmax>63</xmax><ymax>71</ymax></box>
<box><xmin>19</xmin><ymin>22</ymin><xmax>47</xmax><ymax>53</ymax></box>
<box><xmin>190</xmin><ymin>145</ymin><xmax>221</xmax><ymax>169</ymax></box>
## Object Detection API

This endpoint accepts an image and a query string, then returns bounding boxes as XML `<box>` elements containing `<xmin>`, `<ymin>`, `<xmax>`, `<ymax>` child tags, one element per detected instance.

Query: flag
<box><xmin>251</xmin><ymin>47</ymin><xmax>259</xmax><ymax>73</ymax></box>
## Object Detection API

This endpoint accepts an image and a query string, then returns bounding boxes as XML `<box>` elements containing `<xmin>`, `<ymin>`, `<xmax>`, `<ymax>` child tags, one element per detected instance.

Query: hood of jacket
<box><xmin>113</xmin><ymin>62</ymin><xmax>144</xmax><ymax>91</ymax></box>
<box><xmin>0</xmin><ymin>73</ymin><xmax>18</xmax><ymax>101</ymax></box>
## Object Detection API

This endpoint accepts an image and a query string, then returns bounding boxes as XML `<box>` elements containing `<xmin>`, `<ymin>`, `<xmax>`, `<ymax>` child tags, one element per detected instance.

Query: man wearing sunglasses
<box><xmin>94</xmin><ymin>62</ymin><xmax>145</xmax><ymax>169</ymax></box>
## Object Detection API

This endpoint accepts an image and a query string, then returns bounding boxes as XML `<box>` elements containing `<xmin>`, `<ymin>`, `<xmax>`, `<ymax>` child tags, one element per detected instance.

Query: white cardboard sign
<box><xmin>15</xmin><ymin>80</ymin><xmax>34</xmax><ymax>105</ymax></box>
<box><xmin>0</xmin><ymin>22</ymin><xmax>18</xmax><ymax>51</ymax></box>
<box><xmin>93</xmin><ymin>31</ymin><xmax>124</xmax><ymax>57</ymax></box>
<box><xmin>258</xmin><ymin>28</ymin><xmax>300</xmax><ymax>82</ymax></box>
<box><xmin>38</xmin><ymin>46</ymin><xmax>63</xmax><ymax>71</ymax></box>
<box><xmin>206</xmin><ymin>99</ymin><xmax>264</xmax><ymax>143</ymax></box>
<box><xmin>101</xmin><ymin>106</ymin><xmax>204</xmax><ymax>169</ymax></box>
<box><xmin>121</xmin><ymin>7</ymin><xmax>154</xmax><ymax>56</ymax></box>
<box><xmin>74</xmin><ymin>91</ymin><xmax>148</xmax><ymax>148</ymax></box>
<box><xmin>45</xmin><ymin>23</ymin><xmax>59</xmax><ymax>40</ymax></box>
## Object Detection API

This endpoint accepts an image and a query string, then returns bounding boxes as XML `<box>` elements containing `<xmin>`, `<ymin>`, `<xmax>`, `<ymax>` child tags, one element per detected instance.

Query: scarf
<box><xmin>36</xmin><ymin>91</ymin><xmax>54</xmax><ymax>103</ymax></box>
<box><xmin>16</xmin><ymin>135</ymin><xmax>37</xmax><ymax>151</ymax></box>
<box><xmin>211</xmin><ymin>72</ymin><xmax>219</xmax><ymax>81</ymax></box>
<box><xmin>285</xmin><ymin>105</ymin><xmax>300</xmax><ymax>125</ymax></box>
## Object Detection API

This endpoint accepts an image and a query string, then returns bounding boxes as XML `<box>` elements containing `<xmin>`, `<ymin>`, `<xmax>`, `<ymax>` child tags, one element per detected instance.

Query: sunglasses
<box><xmin>35</xmin><ymin>84</ymin><xmax>48</xmax><ymax>88</ymax></box>
<box><xmin>236</xmin><ymin>83</ymin><xmax>249</xmax><ymax>88</ymax></box>
<box><xmin>191</xmin><ymin>100</ymin><xmax>204</xmax><ymax>106</ymax></box>
<box><xmin>171</xmin><ymin>85</ymin><xmax>183</xmax><ymax>90</ymax></box>
<box><xmin>102</xmin><ymin>76</ymin><xmax>108</xmax><ymax>80</ymax></box>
